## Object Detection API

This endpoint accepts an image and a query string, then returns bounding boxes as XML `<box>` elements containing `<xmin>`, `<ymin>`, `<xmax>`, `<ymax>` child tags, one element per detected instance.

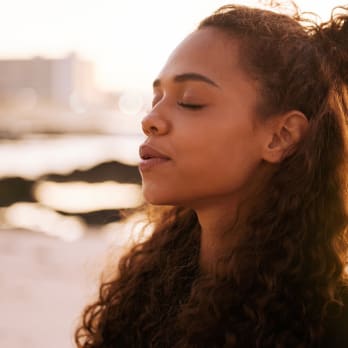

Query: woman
<box><xmin>76</xmin><ymin>3</ymin><xmax>348</xmax><ymax>347</ymax></box>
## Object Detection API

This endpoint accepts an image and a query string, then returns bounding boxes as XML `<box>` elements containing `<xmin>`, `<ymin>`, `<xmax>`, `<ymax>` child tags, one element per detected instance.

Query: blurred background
<box><xmin>0</xmin><ymin>0</ymin><xmax>346</xmax><ymax>347</ymax></box>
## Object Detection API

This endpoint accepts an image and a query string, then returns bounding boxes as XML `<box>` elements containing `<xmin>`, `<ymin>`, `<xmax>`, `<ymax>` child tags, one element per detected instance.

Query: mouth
<box><xmin>139</xmin><ymin>144</ymin><xmax>171</xmax><ymax>161</ymax></box>
<box><xmin>139</xmin><ymin>144</ymin><xmax>171</xmax><ymax>171</ymax></box>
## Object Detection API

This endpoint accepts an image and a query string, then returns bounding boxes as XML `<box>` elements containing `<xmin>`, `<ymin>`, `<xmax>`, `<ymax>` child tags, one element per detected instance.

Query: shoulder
<box><xmin>320</xmin><ymin>286</ymin><xmax>348</xmax><ymax>348</ymax></box>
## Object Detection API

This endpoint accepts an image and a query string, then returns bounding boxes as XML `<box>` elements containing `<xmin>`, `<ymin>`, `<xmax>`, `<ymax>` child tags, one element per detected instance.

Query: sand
<box><xmin>0</xmin><ymin>228</ymin><xmax>124</xmax><ymax>348</ymax></box>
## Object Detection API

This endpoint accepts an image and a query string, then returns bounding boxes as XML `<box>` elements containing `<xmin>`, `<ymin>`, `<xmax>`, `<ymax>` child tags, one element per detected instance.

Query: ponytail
<box><xmin>313</xmin><ymin>6</ymin><xmax>348</xmax><ymax>84</ymax></box>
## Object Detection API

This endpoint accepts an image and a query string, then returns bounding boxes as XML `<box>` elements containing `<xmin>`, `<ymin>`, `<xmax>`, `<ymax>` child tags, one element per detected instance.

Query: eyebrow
<box><xmin>153</xmin><ymin>72</ymin><xmax>220</xmax><ymax>89</ymax></box>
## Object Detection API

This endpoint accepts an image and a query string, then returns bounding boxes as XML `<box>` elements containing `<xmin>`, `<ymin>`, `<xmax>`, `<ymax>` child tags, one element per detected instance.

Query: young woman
<box><xmin>76</xmin><ymin>3</ymin><xmax>348</xmax><ymax>347</ymax></box>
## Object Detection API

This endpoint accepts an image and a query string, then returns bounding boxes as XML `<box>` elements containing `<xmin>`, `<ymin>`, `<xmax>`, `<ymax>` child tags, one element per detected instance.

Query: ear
<box><xmin>262</xmin><ymin>110</ymin><xmax>308</xmax><ymax>163</ymax></box>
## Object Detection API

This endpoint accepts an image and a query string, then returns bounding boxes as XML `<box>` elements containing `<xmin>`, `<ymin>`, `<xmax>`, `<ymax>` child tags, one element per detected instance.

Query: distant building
<box><xmin>0</xmin><ymin>53</ymin><xmax>99</xmax><ymax>108</ymax></box>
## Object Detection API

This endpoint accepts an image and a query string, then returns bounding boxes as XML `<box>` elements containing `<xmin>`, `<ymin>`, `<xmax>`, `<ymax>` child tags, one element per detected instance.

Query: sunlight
<box><xmin>2</xmin><ymin>202</ymin><xmax>85</xmax><ymax>241</ymax></box>
<box><xmin>34</xmin><ymin>180</ymin><xmax>143</xmax><ymax>213</ymax></box>
<box><xmin>0</xmin><ymin>135</ymin><xmax>142</xmax><ymax>179</ymax></box>
<box><xmin>101</xmin><ymin>213</ymin><xmax>154</xmax><ymax>247</ymax></box>
<box><xmin>1</xmin><ymin>0</ymin><xmax>345</xmax><ymax>92</ymax></box>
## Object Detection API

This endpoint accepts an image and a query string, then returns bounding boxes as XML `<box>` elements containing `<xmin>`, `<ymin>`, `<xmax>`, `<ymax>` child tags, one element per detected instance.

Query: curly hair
<box><xmin>75</xmin><ymin>4</ymin><xmax>348</xmax><ymax>347</ymax></box>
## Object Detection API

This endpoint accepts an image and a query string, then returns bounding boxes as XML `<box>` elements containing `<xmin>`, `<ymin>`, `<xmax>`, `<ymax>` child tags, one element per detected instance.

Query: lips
<box><xmin>139</xmin><ymin>144</ymin><xmax>171</xmax><ymax>171</ymax></box>
<box><xmin>139</xmin><ymin>144</ymin><xmax>171</xmax><ymax>160</ymax></box>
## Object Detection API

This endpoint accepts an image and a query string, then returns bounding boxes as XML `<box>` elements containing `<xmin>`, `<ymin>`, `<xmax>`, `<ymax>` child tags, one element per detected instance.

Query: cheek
<box><xmin>141</xmin><ymin>144</ymin><xmax>259</xmax><ymax>206</ymax></box>
<box><xmin>140</xmin><ymin>116</ymin><xmax>262</xmax><ymax>205</ymax></box>
<box><xmin>185</xmin><ymin>121</ymin><xmax>262</xmax><ymax>188</ymax></box>
<box><xmin>182</xmin><ymin>143</ymin><xmax>260</xmax><ymax>193</ymax></box>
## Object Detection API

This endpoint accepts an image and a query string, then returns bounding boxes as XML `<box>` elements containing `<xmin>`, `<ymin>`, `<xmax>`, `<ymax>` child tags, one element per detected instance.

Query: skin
<box><xmin>139</xmin><ymin>27</ymin><xmax>308</xmax><ymax>271</ymax></box>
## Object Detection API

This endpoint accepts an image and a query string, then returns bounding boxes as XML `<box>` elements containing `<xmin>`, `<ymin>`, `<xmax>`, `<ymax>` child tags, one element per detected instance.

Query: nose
<box><xmin>141</xmin><ymin>109</ymin><xmax>170</xmax><ymax>136</ymax></box>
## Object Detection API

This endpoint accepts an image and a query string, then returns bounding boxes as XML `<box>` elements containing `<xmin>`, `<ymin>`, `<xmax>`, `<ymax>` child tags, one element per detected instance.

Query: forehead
<box><xmin>158</xmin><ymin>28</ymin><xmax>242</xmax><ymax>85</ymax></box>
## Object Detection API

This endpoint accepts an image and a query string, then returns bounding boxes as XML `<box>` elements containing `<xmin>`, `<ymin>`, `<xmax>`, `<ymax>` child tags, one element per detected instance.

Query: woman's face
<box><xmin>139</xmin><ymin>28</ymin><xmax>268</xmax><ymax>208</ymax></box>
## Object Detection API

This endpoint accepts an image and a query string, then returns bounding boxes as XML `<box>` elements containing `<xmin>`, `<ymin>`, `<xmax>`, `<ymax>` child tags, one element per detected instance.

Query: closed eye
<box><xmin>177</xmin><ymin>102</ymin><xmax>205</xmax><ymax>110</ymax></box>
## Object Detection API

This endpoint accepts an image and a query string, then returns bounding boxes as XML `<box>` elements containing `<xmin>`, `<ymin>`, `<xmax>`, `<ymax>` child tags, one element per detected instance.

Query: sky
<box><xmin>0</xmin><ymin>0</ymin><xmax>346</xmax><ymax>92</ymax></box>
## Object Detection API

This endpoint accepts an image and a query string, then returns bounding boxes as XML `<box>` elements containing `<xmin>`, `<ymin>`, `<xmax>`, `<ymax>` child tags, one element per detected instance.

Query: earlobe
<box><xmin>263</xmin><ymin>110</ymin><xmax>308</xmax><ymax>163</ymax></box>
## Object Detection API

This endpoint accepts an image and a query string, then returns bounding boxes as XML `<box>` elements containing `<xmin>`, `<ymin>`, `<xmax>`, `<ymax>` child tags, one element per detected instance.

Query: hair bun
<box><xmin>314</xmin><ymin>6</ymin><xmax>348</xmax><ymax>84</ymax></box>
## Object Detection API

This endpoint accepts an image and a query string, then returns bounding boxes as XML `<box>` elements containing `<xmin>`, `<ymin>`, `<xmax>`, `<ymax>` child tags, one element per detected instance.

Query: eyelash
<box><xmin>177</xmin><ymin>102</ymin><xmax>205</xmax><ymax>110</ymax></box>
<box><xmin>151</xmin><ymin>98</ymin><xmax>205</xmax><ymax>111</ymax></box>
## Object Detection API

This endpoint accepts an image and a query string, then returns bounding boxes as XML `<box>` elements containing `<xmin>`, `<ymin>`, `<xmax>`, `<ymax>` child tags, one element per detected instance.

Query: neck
<box><xmin>192</xmin><ymin>165</ymin><xmax>272</xmax><ymax>274</ymax></box>
<box><xmin>194</xmin><ymin>197</ymin><xmax>240</xmax><ymax>274</ymax></box>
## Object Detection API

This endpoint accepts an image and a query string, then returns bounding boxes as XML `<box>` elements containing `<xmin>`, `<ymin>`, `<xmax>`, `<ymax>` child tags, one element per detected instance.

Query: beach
<box><xmin>0</xmin><ymin>227</ymin><xmax>124</xmax><ymax>348</ymax></box>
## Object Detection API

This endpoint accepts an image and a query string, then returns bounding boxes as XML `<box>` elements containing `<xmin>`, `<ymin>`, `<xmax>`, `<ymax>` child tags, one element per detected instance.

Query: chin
<box><xmin>142</xmin><ymin>187</ymin><xmax>180</xmax><ymax>206</ymax></box>
<box><xmin>143</xmin><ymin>193</ymin><xmax>174</xmax><ymax>206</ymax></box>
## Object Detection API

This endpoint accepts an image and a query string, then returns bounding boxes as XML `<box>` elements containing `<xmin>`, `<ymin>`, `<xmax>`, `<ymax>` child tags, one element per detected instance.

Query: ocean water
<box><xmin>0</xmin><ymin>133</ymin><xmax>144</xmax><ymax>179</ymax></box>
<box><xmin>0</xmin><ymin>133</ymin><xmax>146</xmax><ymax>238</ymax></box>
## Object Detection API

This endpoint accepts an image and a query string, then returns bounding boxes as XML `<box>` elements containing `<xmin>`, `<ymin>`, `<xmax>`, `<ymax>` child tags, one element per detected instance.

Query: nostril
<box><xmin>141</xmin><ymin>116</ymin><xmax>170</xmax><ymax>136</ymax></box>
<box><xmin>141</xmin><ymin>121</ymin><xmax>151</xmax><ymax>135</ymax></box>
<box><xmin>149</xmin><ymin>126</ymin><xmax>158</xmax><ymax>134</ymax></box>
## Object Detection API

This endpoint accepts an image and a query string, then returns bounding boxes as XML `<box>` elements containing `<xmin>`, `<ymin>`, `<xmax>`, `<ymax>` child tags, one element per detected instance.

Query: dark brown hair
<box><xmin>76</xmin><ymin>4</ymin><xmax>348</xmax><ymax>347</ymax></box>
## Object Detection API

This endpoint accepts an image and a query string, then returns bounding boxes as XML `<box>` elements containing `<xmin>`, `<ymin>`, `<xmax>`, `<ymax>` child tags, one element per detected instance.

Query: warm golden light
<box><xmin>101</xmin><ymin>213</ymin><xmax>154</xmax><ymax>247</ymax></box>
<box><xmin>0</xmin><ymin>135</ymin><xmax>142</xmax><ymax>179</ymax></box>
<box><xmin>2</xmin><ymin>202</ymin><xmax>85</xmax><ymax>241</ymax></box>
<box><xmin>34</xmin><ymin>180</ymin><xmax>143</xmax><ymax>213</ymax></box>
<box><xmin>1</xmin><ymin>0</ymin><xmax>345</xmax><ymax>92</ymax></box>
